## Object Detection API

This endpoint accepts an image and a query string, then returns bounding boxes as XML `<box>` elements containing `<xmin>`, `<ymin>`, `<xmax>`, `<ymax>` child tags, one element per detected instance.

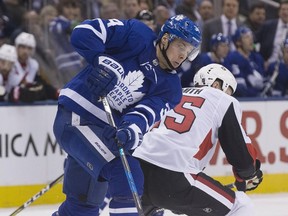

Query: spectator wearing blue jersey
<box><xmin>52</xmin><ymin>14</ymin><xmax>201</xmax><ymax>216</ymax></box>
<box><xmin>225</xmin><ymin>26</ymin><xmax>265</xmax><ymax>97</ymax></box>
<box><xmin>180</xmin><ymin>33</ymin><xmax>230</xmax><ymax>87</ymax></box>
<box><xmin>49</xmin><ymin>0</ymin><xmax>83</xmax><ymax>87</ymax></box>
<box><xmin>264</xmin><ymin>38</ymin><xmax>288</xmax><ymax>97</ymax></box>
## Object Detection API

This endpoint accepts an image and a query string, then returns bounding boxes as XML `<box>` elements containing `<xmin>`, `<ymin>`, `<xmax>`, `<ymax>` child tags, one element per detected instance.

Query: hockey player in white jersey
<box><xmin>133</xmin><ymin>63</ymin><xmax>263</xmax><ymax>216</ymax></box>
<box><xmin>0</xmin><ymin>44</ymin><xmax>17</xmax><ymax>101</ymax></box>
<box><xmin>52</xmin><ymin>15</ymin><xmax>201</xmax><ymax>216</ymax></box>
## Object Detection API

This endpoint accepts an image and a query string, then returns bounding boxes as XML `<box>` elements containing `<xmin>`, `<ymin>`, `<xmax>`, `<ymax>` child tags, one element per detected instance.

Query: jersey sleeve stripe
<box><xmin>125</xmin><ymin>111</ymin><xmax>149</xmax><ymax>132</ymax></box>
<box><xmin>74</xmin><ymin>21</ymin><xmax>107</xmax><ymax>43</ymax></box>
<box><xmin>135</xmin><ymin>104</ymin><xmax>156</xmax><ymax>123</ymax></box>
<box><xmin>59</xmin><ymin>88</ymin><xmax>108</xmax><ymax>123</ymax></box>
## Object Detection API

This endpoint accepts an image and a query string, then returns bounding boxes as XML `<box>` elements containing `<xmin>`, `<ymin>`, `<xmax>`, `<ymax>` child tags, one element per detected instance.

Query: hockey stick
<box><xmin>101</xmin><ymin>96</ymin><xmax>144</xmax><ymax>216</ymax></box>
<box><xmin>225</xmin><ymin>183</ymin><xmax>235</xmax><ymax>189</ymax></box>
<box><xmin>9</xmin><ymin>174</ymin><xmax>64</xmax><ymax>216</ymax></box>
<box><xmin>260</xmin><ymin>60</ymin><xmax>280</xmax><ymax>97</ymax></box>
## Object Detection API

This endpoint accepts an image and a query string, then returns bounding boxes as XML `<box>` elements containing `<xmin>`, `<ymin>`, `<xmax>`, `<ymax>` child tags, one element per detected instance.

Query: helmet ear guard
<box><xmin>193</xmin><ymin>63</ymin><xmax>237</xmax><ymax>94</ymax></box>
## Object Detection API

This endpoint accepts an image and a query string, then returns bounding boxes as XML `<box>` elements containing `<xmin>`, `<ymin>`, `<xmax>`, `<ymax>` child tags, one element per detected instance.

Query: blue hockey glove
<box><xmin>86</xmin><ymin>56</ymin><xmax>120</xmax><ymax>97</ymax></box>
<box><xmin>234</xmin><ymin>159</ymin><xmax>263</xmax><ymax>192</ymax></box>
<box><xmin>116</xmin><ymin>123</ymin><xmax>143</xmax><ymax>151</ymax></box>
<box><xmin>101</xmin><ymin>123</ymin><xmax>143</xmax><ymax>154</ymax></box>
<box><xmin>101</xmin><ymin>125</ymin><xmax>118</xmax><ymax>154</ymax></box>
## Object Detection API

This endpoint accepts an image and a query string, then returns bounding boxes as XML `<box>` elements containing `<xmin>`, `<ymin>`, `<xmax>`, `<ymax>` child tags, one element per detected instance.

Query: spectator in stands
<box><xmin>264</xmin><ymin>37</ymin><xmax>288</xmax><ymax>97</ymax></box>
<box><xmin>175</xmin><ymin>0</ymin><xmax>201</xmax><ymax>22</ymax></box>
<box><xmin>123</xmin><ymin>0</ymin><xmax>141</xmax><ymax>19</ymax></box>
<box><xmin>225</xmin><ymin>26</ymin><xmax>265</xmax><ymax>97</ymax></box>
<box><xmin>0</xmin><ymin>44</ymin><xmax>16</xmax><ymax>101</ymax></box>
<box><xmin>10</xmin><ymin>9</ymin><xmax>40</xmax><ymax>42</ymax></box>
<box><xmin>201</xmin><ymin>0</ymin><xmax>242</xmax><ymax>52</ymax></box>
<box><xmin>180</xmin><ymin>33</ymin><xmax>230</xmax><ymax>87</ymax></box>
<box><xmin>157</xmin><ymin>0</ymin><xmax>178</xmax><ymax>17</ymax></box>
<box><xmin>35</xmin><ymin>5</ymin><xmax>59</xmax><ymax>88</ymax></box>
<box><xmin>0</xmin><ymin>15</ymin><xmax>13</xmax><ymax>46</ymax></box>
<box><xmin>2</xmin><ymin>0</ymin><xmax>26</xmax><ymax>35</ymax></box>
<box><xmin>139</xmin><ymin>0</ymin><xmax>153</xmax><ymax>11</ymax></box>
<box><xmin>135</xmin><ymin>9</ymin><xmax>156</xmax><ymax>31</ymax></box>
<box><xmin>153</xmin><ymin>5</ymin><xmax>170</xmax><ymax>34</ymax></box>
<box><xmin>99</xmin><ymin>2</ymin><xmax>122</xmax><ymax>20</ymax></box>
<box><xmin>196</xmin><ymin>0</ymin><xmax>214</xmax><ymax>30</ymax></box>
<box><xmin>49</xmin><ymin>0</ymin><xmax>84</xmax><ymax>87</ymax></box>
<box><xmin>7</xmin><ymin>32</ymin><xmax>59</xmax><ymax>102</ymax></box>
<box><xmin>256</xmin><ymin>1</ymin><xmax>288</xmax><ymax>66</ymax></box>
<box><xmin>244</xmin><ymin>2</ymin><xmax>266</xmax><ymax>38</ymax></box>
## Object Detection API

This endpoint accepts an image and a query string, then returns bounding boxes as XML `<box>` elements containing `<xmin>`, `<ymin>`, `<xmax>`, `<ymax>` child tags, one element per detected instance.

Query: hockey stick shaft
<box><xmin>225</xmin><ymin>183</ymin><xmax>235</xmax><ymax>189</ymax></box>
<box><xmin>9</xmin><ymin>174</ymin><xmax>64</xmax><ymax>216</ymax></box>
<box><xmin>101</xmin><ymin>96</ymin><xmax>144</xmax><ymax>216</ymax></box>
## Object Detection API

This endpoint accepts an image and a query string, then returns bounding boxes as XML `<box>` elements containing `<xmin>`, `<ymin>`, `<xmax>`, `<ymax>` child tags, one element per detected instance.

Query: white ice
<box><xmin>1</xmin><ymin>193</ymin><xmax>288</xmax><ymax>216</ymax></box>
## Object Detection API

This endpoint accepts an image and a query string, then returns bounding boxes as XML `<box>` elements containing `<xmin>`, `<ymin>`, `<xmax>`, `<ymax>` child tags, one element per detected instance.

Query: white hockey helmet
<box><xmin>0</xmin><ymin>44</ymin><xmax>17</xmax><ymax>62</ymax></box>
<box><xmin>193</xmin><ymin>63</ymin><xmax>237</xmax><ymax>94</ymax></box>
<box><xmin>15</xmin><ymin>32</ymin><xmax>36</xmax><ymax>48</ymax></box>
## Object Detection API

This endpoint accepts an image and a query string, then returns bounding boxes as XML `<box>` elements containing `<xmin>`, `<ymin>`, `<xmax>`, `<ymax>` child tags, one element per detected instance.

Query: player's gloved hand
<box><xmin>234</xmin><ymin>159</ymin><xmax>263</xmax><ymax>192</ymax></box>
<box><xmin>116</xmin><ymin>123</ymin><xmax>143</xmax><ymax>151</ymax></box>
<box><xmin>101</xmin><ymin>123</ymin><xmax>143</xmax><ymax>154</ymax></box>
<box><xmin>86</xmin><ymin>55</ymin><xmax>120</xmax><ymax>97</ymax></box>
<box><xmin>101</xmin><ymin>125</ymin><xmax>118</xmax><ymax>154</ymax></box>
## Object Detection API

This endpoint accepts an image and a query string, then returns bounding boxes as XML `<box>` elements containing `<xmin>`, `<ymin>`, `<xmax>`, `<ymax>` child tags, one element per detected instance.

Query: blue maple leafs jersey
<box><xmin>58</xmin><ymin>18</ymin><xmax>182</xmax><ymax>134</ymax></box>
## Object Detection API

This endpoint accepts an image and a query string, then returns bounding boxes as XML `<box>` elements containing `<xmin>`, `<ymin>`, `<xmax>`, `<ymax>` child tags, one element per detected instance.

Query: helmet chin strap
<box><xmin>160</xmin><ymin>42</ymin><xmax>176</xmax><ymax>71</ymax></box>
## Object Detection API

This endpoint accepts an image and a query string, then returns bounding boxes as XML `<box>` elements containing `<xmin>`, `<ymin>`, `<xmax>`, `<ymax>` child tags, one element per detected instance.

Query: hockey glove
<box><xmin>87</xmin><ymin>56</ymin><xmax>120</xmax><ymax>97</ymax></box>
<box><xmin>234</xmin><ymin>159</ymin><xmax>263</xmax><ymax>192</ymax></box>
<box><xmin>116</xmin><ymin>123</ymin><xmax>143</xmax><ymax>151</ymax></box>
<box><xmin>101</xmin><ymin>123</ymin><xmax>143</xmax><ymax>154</ymax></box>
<box><xmin>101</xmin><ymin>125</ymin><xmax>118</xmax><ymax>154</ymax></box>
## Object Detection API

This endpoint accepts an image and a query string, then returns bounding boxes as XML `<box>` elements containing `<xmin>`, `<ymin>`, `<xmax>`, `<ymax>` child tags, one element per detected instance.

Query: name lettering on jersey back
<box><xmin>183</xmin><ymin>87</ymin><xmax>203</xmax><ymax>94</ymax></box>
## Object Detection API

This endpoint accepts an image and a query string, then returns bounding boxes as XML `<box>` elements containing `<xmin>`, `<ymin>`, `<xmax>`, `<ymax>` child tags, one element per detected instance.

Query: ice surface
<box><xmin>1</xmin><ymin>193</ymin><xmax>288</xmax><ymax>216</ymax></box>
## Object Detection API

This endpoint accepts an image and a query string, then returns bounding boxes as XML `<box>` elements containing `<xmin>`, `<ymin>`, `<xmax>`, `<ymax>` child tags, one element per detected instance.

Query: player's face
<box><xmin>0</xmin><ymin>59</ymin><xmax>13</xmax><ymax>79</ymax></box>
<box><xmin>166</xmin><ymin>38</ymin><xmax>194</xmax><ymax>68</ymax></box>
<box><xmin>241</xmin><ymin>32</ymin><xmax>254</xmax><ymax>52</ymax></box>
<box><xmin>215</xmin><ymin>42</ymin><xmax>229</xmax><ymax>59</ymax></box>
<box><xmin>17</xmin><ymin>45</ymin><xmax>33</xmax><ymax>63</ymax></box>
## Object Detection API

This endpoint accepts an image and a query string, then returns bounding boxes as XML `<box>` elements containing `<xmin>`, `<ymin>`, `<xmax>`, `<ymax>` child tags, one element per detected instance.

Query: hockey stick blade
<box><xmin>101</xmin><ymin>96</ymin><xmax>145</xmax><ymax>216</ymax></box>
<box><xmin>9</xmin><ymin>174</ymin><xmax>64</xmax><ymax>216</ymax></box>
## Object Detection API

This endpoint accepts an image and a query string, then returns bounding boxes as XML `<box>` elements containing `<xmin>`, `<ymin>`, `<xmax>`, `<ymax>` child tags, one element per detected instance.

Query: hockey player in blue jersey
<box><xmin>52</xmin><ymin>14</ymin><xmax>201</xmax><ymax>216</ymax></box>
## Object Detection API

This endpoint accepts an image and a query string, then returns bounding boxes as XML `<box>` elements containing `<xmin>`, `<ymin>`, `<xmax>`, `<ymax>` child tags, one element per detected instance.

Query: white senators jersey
<box><xmin>133</xmin><ymin>87</ymin><xmax>255</xmax><ymax>174</ymax></box>
<box><xmin>6</xmin><ymin>58</ymin><xmax>39</xmax><ymax>93</ymax></box>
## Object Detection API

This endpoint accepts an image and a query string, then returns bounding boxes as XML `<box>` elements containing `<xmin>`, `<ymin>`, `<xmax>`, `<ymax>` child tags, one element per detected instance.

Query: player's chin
<box><xmin>164</xmin><ymin>61</ymin><xmax>180</xmax><ymax>71</ymax></box>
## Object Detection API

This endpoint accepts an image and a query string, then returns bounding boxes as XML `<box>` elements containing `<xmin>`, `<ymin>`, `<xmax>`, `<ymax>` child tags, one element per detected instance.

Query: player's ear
<box><xmin>211</xmin><ymin>80</ymin><xmax>221</xmax><ymax>90</ymax></box>
<box><xmin>161</xmin><ymin>33</ymin><xmax>169</xmax><ymax>49</ymax></box>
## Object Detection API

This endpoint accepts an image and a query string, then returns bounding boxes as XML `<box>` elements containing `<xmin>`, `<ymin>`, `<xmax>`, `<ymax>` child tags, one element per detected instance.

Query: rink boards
<box><xmin>0</xmin><ymin>99</ymin><xmax>287</xmax><ymax>207</ymax></box>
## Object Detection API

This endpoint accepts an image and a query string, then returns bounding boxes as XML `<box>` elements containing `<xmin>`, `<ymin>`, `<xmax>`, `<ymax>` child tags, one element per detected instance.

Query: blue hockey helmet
<box><xmin>210</xmin><ymin>33</ymin><xmax>229</xmax><ymax>47</ymax></box>
<box><xmin>232</xmin><ymin>26</ymin><xmax>252</xmax><ymax>44</ymax></box>
<box><xmin>158</xmin><ymin>14</ymin><xmax>202</xmax><ymax>61</ymax></box>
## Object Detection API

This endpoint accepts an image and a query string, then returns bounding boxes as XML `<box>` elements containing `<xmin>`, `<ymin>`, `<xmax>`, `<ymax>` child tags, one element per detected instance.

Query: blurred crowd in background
<box><xmin>0</xmin><ymin>0</ymin><xmax>287</xmax><ymax>103</ymax></box>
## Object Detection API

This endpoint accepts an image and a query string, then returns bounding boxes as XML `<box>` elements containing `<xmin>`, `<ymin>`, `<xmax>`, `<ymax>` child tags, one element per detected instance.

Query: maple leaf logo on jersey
<box><xmin>107</xmin><ymin>70</ymin><xmax>145</xmax><ymax>112</ymax></box>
